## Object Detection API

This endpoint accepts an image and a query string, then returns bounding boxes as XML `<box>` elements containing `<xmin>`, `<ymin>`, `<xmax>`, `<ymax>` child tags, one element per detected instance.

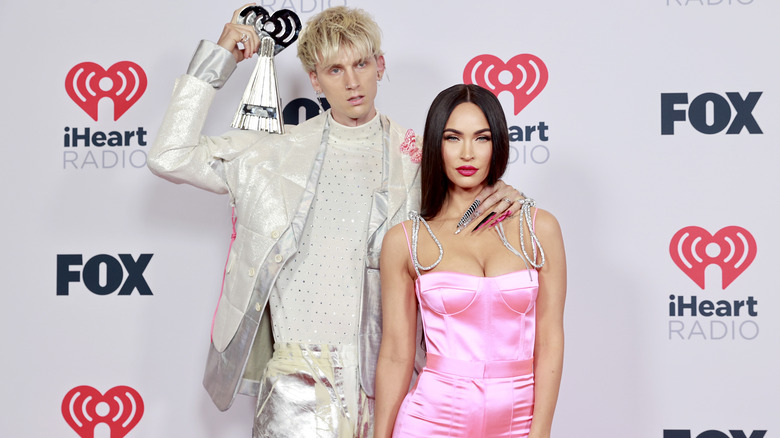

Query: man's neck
<box><xmin>330</xmin><ymin>109</ymin><xmax>379</xmax><ymax>128</ymax></box>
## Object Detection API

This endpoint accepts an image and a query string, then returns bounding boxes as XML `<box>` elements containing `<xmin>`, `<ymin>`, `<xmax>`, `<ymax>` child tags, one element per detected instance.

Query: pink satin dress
<box><xmin>393</xmin><ymin>225</ymin><xmax>538</xmax><ymax>437</ymax></box>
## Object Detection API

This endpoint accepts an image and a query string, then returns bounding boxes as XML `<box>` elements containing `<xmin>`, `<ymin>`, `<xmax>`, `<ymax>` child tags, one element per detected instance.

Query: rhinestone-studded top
<box><xmin>270</xmin><ymin>113</ymin><xmax>383</xmax><ymax>345</ymax></box>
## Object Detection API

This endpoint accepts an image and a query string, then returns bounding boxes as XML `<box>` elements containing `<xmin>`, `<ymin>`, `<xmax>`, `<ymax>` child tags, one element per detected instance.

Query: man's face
<box><xmin>309</xmin><ymin>47</ymin><xmax>385</xmax><ymax>127</ymax></box>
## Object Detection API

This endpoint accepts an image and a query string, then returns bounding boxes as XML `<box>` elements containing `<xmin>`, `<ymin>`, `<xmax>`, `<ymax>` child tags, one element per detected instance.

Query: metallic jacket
<box><xmin>148</xmin><ymin>74</ymin><xmax>421</xmax><ymax>411</ymax></box>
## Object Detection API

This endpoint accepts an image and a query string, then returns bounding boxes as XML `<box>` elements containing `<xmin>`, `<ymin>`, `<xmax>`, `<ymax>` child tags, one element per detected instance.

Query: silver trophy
<box><xmin>231</xmin><ymin>6</ymin><xmax>301</xmax><ymax>133</ymax></box>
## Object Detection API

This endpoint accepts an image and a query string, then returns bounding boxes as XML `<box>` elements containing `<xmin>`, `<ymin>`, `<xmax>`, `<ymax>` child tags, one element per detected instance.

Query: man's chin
<box><xmin>332</xmin><ymin>108</ymin><xmax>375</xmax><ymax>126</ymax></box>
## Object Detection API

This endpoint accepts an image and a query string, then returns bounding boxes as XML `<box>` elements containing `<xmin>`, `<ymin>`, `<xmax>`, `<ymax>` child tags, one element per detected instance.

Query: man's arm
<box><xmin>147</xmin><ymin>5</ymin><xmax>266</xmax><ymax>193</ymax></box>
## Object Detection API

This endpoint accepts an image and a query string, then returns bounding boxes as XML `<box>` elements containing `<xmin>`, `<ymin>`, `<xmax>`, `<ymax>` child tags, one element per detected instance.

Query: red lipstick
<box><xmin>457</xmin><ymin>166</ymin><xmax>477</xmax><ymax>176</ymax></box>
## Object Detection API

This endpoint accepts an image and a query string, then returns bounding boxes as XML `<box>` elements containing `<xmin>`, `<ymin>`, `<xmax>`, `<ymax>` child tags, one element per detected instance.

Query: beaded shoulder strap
<box><xmin>408</xmin><ymin>211</ymin><xmax>443</xmax><ymax>278</ymax></box>
<box><xmin>496</xmin><ymin>197</ymin><xmax>545</xmax><ymax>272</ymax></box>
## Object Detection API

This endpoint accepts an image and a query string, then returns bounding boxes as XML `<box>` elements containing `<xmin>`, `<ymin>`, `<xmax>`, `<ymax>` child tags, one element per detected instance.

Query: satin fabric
<box><xmin>393</xmin><ymin>270</ymin><xmax>539</xmax><ymax>437</ymax></box>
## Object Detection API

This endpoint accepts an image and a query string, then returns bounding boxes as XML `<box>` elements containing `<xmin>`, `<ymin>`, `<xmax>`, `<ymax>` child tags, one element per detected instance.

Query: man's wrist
<box><xmin>186</xmin><ymin>40</ymin><xmax>237</xmax><ymax>89</ymax></box>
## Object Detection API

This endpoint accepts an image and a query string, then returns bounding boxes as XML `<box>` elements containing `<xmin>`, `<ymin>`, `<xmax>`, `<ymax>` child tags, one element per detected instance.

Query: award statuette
<box><xmin>231</xmin><ymin>6</ymin><xmax>301</xmax><ymax>133</ymax></box>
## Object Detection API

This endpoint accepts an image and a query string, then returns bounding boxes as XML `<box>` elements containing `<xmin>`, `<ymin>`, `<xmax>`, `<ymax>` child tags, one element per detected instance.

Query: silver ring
<box><xmin>240</xmin><ymin>33</ymin><xmax>248</xmax><ymax>42</ymax></box>
<box><xmin>502</xmin><ymin>197</ymin><xmax>512</xmax><ymax>204</ymax></box>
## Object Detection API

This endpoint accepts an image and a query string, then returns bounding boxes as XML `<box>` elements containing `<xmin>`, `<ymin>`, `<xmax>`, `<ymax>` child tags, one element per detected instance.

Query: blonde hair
<box><xmin>296</xmin><ymin>6</ymin><xmax>383</xmax><ymax>73</ymax></box>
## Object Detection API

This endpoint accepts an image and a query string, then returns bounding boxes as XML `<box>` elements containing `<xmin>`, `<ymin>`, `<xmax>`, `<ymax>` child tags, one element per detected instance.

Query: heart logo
<box><xmin>669</xmin><ymin>226</ymin><xmax>757</xmax><ymax>289</ymax></box>
<box><xmin>464</xmin><ymin>54</ymin><xmax>548</xmax><ymax>115</ymax></box>
<box><xmin>62</xmin><ymin>385</ymin><xmax>144</xmax><ymax>437</ymax></box>
<box><xmin>65</xmin><ymin>61</ymin><xmax>147</xmax><ymax>121</ymax></box>
<box><xmin>238</xmin><ymin>6</ymin><xmax>301</xmax><ymax>51</ymax></box>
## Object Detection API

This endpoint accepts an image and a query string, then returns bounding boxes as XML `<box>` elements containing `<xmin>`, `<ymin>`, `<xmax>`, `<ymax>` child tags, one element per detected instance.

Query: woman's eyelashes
<box><xmin>442</xmin><ymin>134</ymin><xmax>491</xmax><ymax>142</ymax></box>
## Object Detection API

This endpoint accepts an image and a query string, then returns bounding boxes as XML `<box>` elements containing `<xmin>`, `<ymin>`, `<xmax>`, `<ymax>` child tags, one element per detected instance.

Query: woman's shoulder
<box><xmin>386</xmin><ymin>220</ymin><xmax>413</xmax><ymax>243</ymax></box>
<box><xmin>531</xmin><ymin>206</ymin><xmax>558</xmax><ymax>226</ymax></box>
<box><xmin>501</xmin><ymin>201</ymin><xmax>562</xmax><ymax>242</ymax></box>
<box><xmin>529</xmin><ymin>206</ymin><xmax>563</xmax><ymax>243</ymax></box>
<box><xmin>381</xmin><ymin>221</ymin><xmax>414</xmax><ymax>266</ymax></box>
<box><xmin>512</xmin><ymin>196</ymin><xmax>559</xmax><ymax>232</ymax></box>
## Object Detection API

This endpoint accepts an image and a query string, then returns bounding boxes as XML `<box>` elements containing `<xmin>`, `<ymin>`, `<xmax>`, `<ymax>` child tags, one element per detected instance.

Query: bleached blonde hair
<box><xmin>296</xmin><ymin>6</ymin><xmax>383</xmax><ymax>73</ymax></box>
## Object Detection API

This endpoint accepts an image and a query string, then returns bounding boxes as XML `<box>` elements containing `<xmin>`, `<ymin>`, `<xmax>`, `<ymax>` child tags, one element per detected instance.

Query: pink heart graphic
<box><xmin>669</xmin><ymin>226</ymin><xmax>756</xmax><ymax>289</ymax></box>
<box><xmin>65</xmin><ymin>61</ymin><xmax>147</xmax><ymax>121</ymax></box>
<box><xmin>62</xmin><ymin>385</ymin><xmax>144</xmax><ymax>438</ymax></box>
<box><xmin>464</xmin><ymin>54</ymin><xmax>548</xmax><ymax>115</ymax></box>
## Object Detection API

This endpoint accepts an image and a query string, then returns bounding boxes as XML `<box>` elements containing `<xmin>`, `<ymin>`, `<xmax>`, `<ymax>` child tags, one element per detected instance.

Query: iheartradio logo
<box><xmin>463</xmin><ymin>54</ymin><xmax>548</xmax><ymax>115</ymax></box>
<box><xmin>65</xmin><ymin>62</ymin><xmax>147</xmax><ymax>121</ymax></box>
<box><xmin>670</xmin><ymin>226</ymin><xmax>757</xmax><ymax>289</ymax></box>
<box><xmin>62</xmin><ymin>385</ymin><xmax>144</xmax><ymax>437</ymax></box>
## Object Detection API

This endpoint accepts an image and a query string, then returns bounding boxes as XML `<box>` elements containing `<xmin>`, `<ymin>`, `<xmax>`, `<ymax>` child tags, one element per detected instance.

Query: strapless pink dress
<box><xmin>393</xmin><ymin>227</ymin><xmax>538</xmax><ymax>437</ymax></box>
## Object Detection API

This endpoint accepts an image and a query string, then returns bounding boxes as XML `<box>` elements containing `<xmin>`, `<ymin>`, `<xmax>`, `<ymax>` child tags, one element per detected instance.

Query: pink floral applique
<box><xmin>399</xmin><ymin>129</ymin><xmax>422</xmax><ymax>164</ymax></box>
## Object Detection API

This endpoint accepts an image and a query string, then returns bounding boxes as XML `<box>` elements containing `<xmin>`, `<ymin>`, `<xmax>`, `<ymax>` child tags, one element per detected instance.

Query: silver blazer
<box><xmin>148</xmin><ymin>74</ymin><xmax>421</xmax><ymax>411</ymax></box>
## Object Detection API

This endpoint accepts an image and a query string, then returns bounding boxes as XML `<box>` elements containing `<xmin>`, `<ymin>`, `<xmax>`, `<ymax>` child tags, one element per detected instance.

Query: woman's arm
<box><xmin>528</xmin><ymin>209</ymin><xmax>567</xmax><ymax>438</ymax></box>
<box><xmin>374</xmin><ymin>224</ymin><xmax>418</xmax><ymax>438</ymax></box>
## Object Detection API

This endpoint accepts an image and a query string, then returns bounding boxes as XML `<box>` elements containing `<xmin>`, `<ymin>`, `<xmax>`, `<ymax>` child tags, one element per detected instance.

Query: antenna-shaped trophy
<box><xmin>231</xmin><ymin>6</ymin><xmax>301</xmax><ymax>133</ymax></box>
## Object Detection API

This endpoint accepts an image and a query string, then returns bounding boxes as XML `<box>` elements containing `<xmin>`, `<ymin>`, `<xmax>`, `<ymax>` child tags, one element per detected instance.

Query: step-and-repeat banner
<box><xmin>1</xmin><ymin>0</ymin><xmax>777</xmax><ymax>437</ymax></box>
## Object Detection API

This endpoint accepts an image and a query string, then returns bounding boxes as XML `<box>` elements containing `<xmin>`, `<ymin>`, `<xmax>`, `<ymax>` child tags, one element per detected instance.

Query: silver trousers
<box><xmin>252</xmin><ymin>343</ymin><xmax>374</xmax><ymax>438</ymax></box>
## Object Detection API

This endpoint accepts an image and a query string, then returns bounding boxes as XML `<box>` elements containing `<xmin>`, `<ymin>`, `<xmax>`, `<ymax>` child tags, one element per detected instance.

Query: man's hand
<box><xmin>217</xmin><ymin>4</ymin><xmax>261</xmax><ymax>63</ymax></box>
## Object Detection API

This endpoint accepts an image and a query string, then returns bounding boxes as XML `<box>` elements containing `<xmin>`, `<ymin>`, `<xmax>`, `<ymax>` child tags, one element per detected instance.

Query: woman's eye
<box><xmin>477</xmin><ymin>136</ymin><xmax>492</xmax><ymax>142</ymax></box>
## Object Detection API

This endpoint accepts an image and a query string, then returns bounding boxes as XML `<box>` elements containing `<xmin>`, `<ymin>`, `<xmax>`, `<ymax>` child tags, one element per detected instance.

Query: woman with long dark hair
<box><xmin>374</xmin><ymin>84</ymin><xmax>567</xmax><ymax>438</ymax></box>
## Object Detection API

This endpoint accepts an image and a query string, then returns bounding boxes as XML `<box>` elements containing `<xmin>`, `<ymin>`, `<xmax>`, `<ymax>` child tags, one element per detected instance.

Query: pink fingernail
<box><xmin>490</xmin><ymin>210</ymin><xmax>511</xmax><ymax>227</ymax></box>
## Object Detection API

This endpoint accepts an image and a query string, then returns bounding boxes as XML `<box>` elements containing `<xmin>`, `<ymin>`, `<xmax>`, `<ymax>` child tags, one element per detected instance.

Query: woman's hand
<box><xmin>217</xmin><ymin>3</ymin><xmax>261</xmax><ymax>63</ymax></box>
<box><xmin>455</xmin><ymin>179</ymin><xmax>524</xmax><ymax>233</ymax></box>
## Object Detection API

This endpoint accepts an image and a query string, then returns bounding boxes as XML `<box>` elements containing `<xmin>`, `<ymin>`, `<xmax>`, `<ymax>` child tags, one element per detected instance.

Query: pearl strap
<box><xmin>496</xmin><ymin>197</ymin><xmax>545</xmax><ymax>270</ymax></box>
<box><xmin>409</xmin><ymin>211</ymin><xmax>443</xmax><ymax>277</ymax></box>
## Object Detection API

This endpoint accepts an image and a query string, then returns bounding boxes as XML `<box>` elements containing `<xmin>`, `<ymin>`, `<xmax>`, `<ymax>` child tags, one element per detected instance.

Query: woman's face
<box><xmin>441</xmin><ymin>102</ymin><xmax>493</xmax><ymax>192</ymax></box>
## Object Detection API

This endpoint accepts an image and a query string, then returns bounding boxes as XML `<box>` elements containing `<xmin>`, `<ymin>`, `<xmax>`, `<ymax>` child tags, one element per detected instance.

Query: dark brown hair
<box><xmin>420</xmin><ymin>84</ymin><xmax>509</xmax><ymax>219</ymax></box>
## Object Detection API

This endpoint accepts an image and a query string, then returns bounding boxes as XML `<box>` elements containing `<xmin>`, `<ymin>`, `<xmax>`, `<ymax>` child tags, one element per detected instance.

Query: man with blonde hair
<box><xmin>149</xmin><ymin>5</ymin><xmax>519</xmax><ymax>437</ymax></box>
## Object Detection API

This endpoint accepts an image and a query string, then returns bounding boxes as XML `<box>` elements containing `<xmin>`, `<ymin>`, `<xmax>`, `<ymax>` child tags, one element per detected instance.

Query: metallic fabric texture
<box><xmin>253</xmin><ymin>344</ymin><xmax>373</xmax><ymax>438</ymax></box>
<box><xmin>150</xmin><ymin>53</ymin><xmax>421</xmax><ymax>411</ymax></box>
<box><xmin>187</xmin><ymin>40</ymin><xmax>238</xmax><ymax>89</ymax></box>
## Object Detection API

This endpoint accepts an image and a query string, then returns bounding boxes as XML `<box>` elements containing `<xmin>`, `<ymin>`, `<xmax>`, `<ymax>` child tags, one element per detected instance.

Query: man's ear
<box><xmin>309</xmin><ymin>70</ymin><xmax>321</xmax><ymax>92</ymax></box>
<box><xmin>376</xmin><ymin>55</ymin><xmax>386</xmax><ymax>80</ymax></box>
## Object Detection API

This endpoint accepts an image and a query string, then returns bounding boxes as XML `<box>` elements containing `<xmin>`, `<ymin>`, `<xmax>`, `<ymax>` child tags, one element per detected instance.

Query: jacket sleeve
<box><xmin>147</xmin><ymin>41</ymin><xmax>268</xmax><ymax>195</ymax></box>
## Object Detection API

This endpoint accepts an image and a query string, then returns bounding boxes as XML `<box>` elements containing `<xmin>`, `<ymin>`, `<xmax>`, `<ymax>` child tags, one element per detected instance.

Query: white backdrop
<box><xmin>1</xmin><ymin>1</ymin><xmax>777</xmax><ymax>437</ymax></box>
